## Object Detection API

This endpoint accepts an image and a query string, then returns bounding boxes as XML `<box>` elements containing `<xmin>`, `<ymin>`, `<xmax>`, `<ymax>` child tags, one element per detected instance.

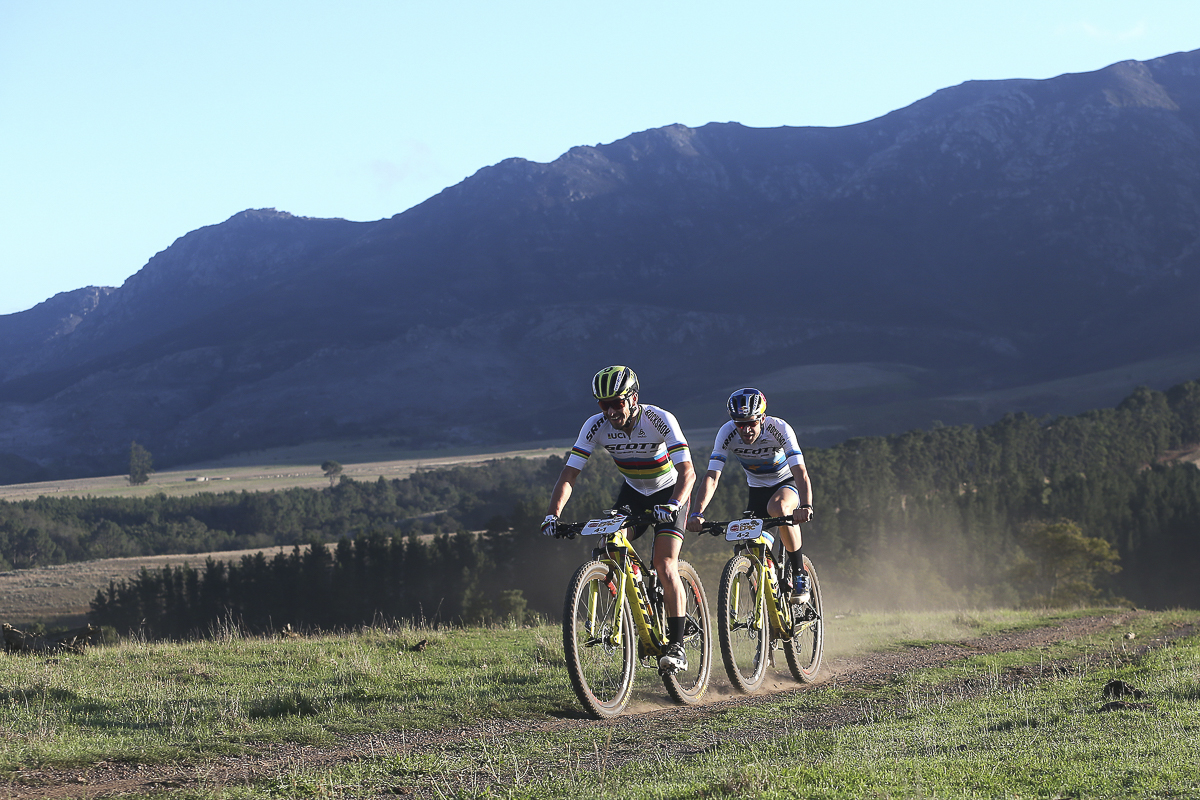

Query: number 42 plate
<box><xmin>725</xmin><ymin>518</ymin><xmax>765</xmax><ymax>541</ymax></box>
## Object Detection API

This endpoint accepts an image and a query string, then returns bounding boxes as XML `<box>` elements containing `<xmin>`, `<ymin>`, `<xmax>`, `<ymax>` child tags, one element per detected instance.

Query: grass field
<box><xmin>0</xmin><ymin>438</ymin><xmax>572</xmax><ymax>503</ymax></box>
<box><xmin>1</xmin><ymin>608</ymin><xmax>1196</xmax><ymax>798</ymax></box>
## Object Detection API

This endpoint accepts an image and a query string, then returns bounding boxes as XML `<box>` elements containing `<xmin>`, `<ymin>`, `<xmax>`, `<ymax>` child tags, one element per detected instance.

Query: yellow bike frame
<box><xmin>733</xmin><ymin>534</ymin><xmax>792</xmax><ymax>641</ymax></box>
<box><xmin>587</xmin><ymin>526</ymin><xmax>665</xmax><ymax>657</ymax></box>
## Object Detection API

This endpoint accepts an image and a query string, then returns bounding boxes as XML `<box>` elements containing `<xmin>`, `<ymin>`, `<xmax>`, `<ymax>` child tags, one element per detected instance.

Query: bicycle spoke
<box><xmin>563</xmin><ymin>562</ymin><xmax>636</xmax><ymax>718</ymax></box>
<box><xmin>718</xmin><ymin>554</ymin><xmax>768</xmax><ymax>693</ymax></box>
<box><xmin>782</xmin><ymin>556</ymin><xmax>824</xmax><ymax>683</ymax></box>
<box><xmin>660</xmin><ymin>561</ymin><xmax>713</xmax><ymax>706</ymax></box>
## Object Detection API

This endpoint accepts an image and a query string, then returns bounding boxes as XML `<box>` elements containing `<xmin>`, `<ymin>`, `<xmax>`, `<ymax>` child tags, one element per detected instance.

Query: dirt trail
<box><xmin>4</xmin><ymin>610</ymin><xmax>1190</xmax><ymax>800</ymax></box>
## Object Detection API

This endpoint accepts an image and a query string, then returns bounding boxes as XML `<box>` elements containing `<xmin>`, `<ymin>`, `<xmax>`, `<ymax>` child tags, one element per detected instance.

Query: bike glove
<box><xmin>541</xmin><ymin>514</ymin><xmax>558</xmax><ymax>537</ymax></box>
<box><xmin>652</xmin><ymin>500</ymin><xmax>681</xmax><ymax>523</ymax></box>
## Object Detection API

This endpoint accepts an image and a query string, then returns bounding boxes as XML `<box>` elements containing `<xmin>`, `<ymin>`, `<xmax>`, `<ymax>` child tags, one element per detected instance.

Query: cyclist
<box><xmin>685</xmin><ymin>388</ymin><xmax>815</xmax><ymax>602</ymax></box>
<box><xmin>542</xmin><ymin>366</ymin><xmax>696</xmax><ymax>672</ymax></box>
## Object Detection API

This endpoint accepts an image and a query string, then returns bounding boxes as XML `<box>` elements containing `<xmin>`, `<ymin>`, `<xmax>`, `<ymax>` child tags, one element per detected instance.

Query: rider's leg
<box><xmin>653</xmin><ymin>530</ymin><xmax>685</xmax><ymax>621</ymax></box>
<box><xmin>768</xmin><ymin>484</ymin><xmax>806</xmax><ymax>578</ymax></box>
<box><xmin>653</xmin><ymin>529</ymin><xmax>690</xmax><ymax>671</ymax></box>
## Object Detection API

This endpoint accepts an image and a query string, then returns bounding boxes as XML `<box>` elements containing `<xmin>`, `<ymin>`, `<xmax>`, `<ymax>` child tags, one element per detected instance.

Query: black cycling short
<box><xmin>746</xmin><ymin>477</ymin><xmax>799</xmax><ymax>519</ymax></box>
<box><xmin>613</xmin><ymin>482</ymin><xmax>690</xmax><ymax>543</ymax></box>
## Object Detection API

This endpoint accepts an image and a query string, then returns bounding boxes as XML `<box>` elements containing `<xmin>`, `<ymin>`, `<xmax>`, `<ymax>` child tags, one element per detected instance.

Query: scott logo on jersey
<box><xmin>606</xmin><ymin>442</ymin><xmax>659</xmax><ymax>452</ymax></box>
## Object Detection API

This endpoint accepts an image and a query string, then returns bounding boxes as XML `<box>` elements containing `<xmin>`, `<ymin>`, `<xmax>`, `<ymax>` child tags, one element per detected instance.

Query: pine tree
<box><xmin>128</xmin><ymin>441</ymin><xmax>154</xmax><ymax>486</ymax></box>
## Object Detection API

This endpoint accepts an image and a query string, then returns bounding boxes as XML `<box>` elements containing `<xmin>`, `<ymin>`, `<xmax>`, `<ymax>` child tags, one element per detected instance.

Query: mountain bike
<box><xmin>555</xmin><ymin>509</ymin><xmax>713</xmax><ymax>718</ymax></box>
<box><xmin>700</xmin><ymin>514</ymin><xmax>823</xmax><ymax>693</ymax></box>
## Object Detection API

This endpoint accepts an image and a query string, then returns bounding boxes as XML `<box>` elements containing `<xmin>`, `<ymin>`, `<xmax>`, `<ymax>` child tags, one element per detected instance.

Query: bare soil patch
<box><xmin>0</xmin><ymin>536</ymin><xmax>474</xmax><ymax>628</ymax></box>
<box><xmin>4</xmin><ymin>610</ymin><xmax>1191</xmax><ymax>800</ymax></box>
<box><xmin>0</xmin><ymin>548</ymin><xmax>298</xmax><ymax>627</ymax></box>
<box><xmin>1160</xmin><ymin>442</ymin><xmax>1200</xmax><ymax>468</ymax></box>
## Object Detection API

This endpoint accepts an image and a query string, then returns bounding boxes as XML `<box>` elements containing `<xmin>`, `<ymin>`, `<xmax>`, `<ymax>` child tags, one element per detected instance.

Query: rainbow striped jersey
<box><xmin>566</xmin><ymin>405</ymin><xmax>691</xmax><ymax>495</ymax></box>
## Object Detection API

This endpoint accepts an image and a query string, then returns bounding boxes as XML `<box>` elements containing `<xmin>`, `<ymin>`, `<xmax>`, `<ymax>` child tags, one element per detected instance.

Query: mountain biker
<box><xmin>685</xmin><ymin>388</ymin><xmax>814</xmax><ymax>602</ymax></box>
<box><xmin>542</xmin><ymin>366</ymin><xmax>697</xmax><ymax>673</ymax></box>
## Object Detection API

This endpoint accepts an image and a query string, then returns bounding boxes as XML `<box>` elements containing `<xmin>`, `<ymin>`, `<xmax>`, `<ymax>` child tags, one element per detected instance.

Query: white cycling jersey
<box><xmin>707</xmin><ymin>416</ymin><xmax>804</xmax><ymax>488</ymax></box>
<box><xmin>566</xmin><ymin>404</ymin><xmax>691</xmax><ymax>496</ymax></box>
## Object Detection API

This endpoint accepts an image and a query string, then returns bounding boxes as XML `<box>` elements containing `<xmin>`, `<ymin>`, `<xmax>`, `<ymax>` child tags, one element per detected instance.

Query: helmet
<box><xmin>728</xmin><ymin>388</ymin><xmax>767</xmax><ymax>421</ymax></box>
<box><xmin>592</xmin><ymin>366</ymin><xmax>640</xmax><ymax>400</ymax></box>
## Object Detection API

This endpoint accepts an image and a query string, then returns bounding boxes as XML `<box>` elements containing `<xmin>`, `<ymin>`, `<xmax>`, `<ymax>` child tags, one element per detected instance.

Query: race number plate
<box><xmin>725</xmin><ymin>518</ymin><xmax>764</xmax><ymax>542</ymax></box>
<box><xmin>581</xmin><ymin>515</ymin><xmax>628</xmax><ymax>536</ymax></box>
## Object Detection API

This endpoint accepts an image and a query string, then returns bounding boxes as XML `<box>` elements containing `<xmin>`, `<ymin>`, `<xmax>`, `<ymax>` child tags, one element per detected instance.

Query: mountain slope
<box><xmin>3</xmin><ymin>51</ymin><xmax>1200</xmax><ymax>479</ymax></box>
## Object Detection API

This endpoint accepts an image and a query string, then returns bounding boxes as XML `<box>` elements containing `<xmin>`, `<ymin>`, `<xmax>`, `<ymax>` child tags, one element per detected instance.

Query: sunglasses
<box><xmin>598</xmin><ymin>397</ymin><xmax>629</xmax><ymax>411</ymax></box>
<box><xmin>733</xmin><ymin>419</ymin><xmax>760</xmax><ymax>429</ymax></box>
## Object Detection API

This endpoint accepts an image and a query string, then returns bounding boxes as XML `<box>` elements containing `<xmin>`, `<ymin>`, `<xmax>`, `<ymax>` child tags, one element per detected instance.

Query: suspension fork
<box><xmin>753</xmin><ymin>548</ymin><xmax>771</xmax><ymax>632</ymax></box>
<box><xmin>729</xmin><ymin>543</ymin><xmax>769</xmax><ymax>633</ymax></box>
<box><xmin>588</xmin><ymin>553</ymin><xmax>633</xmax><ymax>648</ymax></box>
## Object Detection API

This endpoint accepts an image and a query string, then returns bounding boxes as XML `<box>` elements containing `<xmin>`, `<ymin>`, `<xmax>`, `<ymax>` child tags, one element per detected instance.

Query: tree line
<box><xmin>89</xmin><ymin>531</ymin><xmax>531</xmax><ymax>638</ymax></box>
<box><xmin>1</xmin><ymin>380</ymin><xmax>1197</xmax><ymax>637</ymax></box>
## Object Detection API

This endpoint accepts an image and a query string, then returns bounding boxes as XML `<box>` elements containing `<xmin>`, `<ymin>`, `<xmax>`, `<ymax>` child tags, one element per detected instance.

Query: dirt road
<box><xmin>4</xmin><ymin>610</ymin><xmax>1189</xmax><ymax>799</ymax></box>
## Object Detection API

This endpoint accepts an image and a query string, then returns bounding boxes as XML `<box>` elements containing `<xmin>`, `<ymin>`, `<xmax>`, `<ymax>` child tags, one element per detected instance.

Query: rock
<box><xmin>1103</xmin><ymin>679</ymin><xmax>1146</xmax><ymax>700</ymax></box>
<box><xmin>3</xmin><ymin>622</ymin><xmax>100</xmax><ymax>654</ymax></box>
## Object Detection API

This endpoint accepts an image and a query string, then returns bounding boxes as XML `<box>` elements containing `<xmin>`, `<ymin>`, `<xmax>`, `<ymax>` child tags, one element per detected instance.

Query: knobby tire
<box><xmin>660</xmin><ymin>560</ymin><xmax>713</xmax><ymax>706</ymax></box>
<box><xmin>562</xmin><ymin>560</ymin><xmax>636</xmax><ymax>719</ymax></box>
<box><xmin>782</xmin><ymin>555</ymin><xmax>824</xmax><ymax>683</ymax></box>
<box><xmin>717</xmin><ymin>553</ymin><xmax>769</xmax><ymax>693</ymax></box>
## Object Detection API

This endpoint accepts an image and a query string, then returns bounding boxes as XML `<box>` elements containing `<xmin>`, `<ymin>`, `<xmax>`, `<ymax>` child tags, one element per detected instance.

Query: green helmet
<box><xmin>592</xmin><ymin>365</ymin><xmax>640</xmax><ymax>401</ymax></box>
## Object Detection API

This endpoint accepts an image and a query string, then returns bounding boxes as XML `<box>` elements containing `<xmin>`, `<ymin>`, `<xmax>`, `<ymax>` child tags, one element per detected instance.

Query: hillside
<box><xmin>3</xmin><ymin>50</ymin><xmax>1200</xmax><ymax>481</ymax></box>
<box><xmin>3</xmin><ymin>379</ymin><xmax>1198</xmax><ymax>636</ymax></box>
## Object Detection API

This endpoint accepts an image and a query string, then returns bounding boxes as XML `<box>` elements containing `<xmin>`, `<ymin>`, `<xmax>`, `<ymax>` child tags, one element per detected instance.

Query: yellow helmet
<box><xmin>592</xmin><ymin>366</ymin><xmax>639</xmax><ymax>400</ymax></box>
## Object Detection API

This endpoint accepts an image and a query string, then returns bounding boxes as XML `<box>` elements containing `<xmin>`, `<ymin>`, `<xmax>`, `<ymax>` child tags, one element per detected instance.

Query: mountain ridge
<box><xmin>3</xmin><ymin>49</ymin><xmax>1200</xmax><ymax>480</ymax></box>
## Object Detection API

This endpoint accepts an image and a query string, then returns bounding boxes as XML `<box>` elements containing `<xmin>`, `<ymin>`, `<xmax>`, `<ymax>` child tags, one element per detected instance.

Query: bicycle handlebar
<box><xmin>696</xmin><ymin>515</ymin><xmax>793</xmax><ymax>536</ymax></box>
<box><xmin>555</xmin><ymin>509</ymin><xmax>657</xmax><ymax>540</ymax></box>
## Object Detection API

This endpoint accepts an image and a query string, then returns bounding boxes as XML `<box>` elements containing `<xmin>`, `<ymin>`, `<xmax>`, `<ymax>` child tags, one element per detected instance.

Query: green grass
<box><xmin>246</xmin><ymin>640</ymin><xmax>1200</xmax><ymax>799</ymax></box>
<box><xmin>0</xmin><ymin>621</ymin><xmax>577</xmax><ymax>771</ymax></box>
<box><xmin>2</xmin><ymin>609</ymin><xmax>1197</xmax><ymax>798</ymax></box>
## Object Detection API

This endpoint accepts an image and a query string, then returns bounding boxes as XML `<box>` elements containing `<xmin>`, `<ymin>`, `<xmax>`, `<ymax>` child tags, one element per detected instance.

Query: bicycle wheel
<box><xmin>783</xmin><ymin>555</ymin><xmax>824</xmax><ymax>683</ymax></box>
<box><xmin>562</xmin><ymin>561</ymin><xmax>636</xmax><ymax>718</ymax></box>
<box><xmin>717</xmin><ymin>553</ymin><xmax>768</xmax><ymax>693</ymax></box>
<box><xmin>661</xmin><ymin>560</ymin><xmax>713</xmax><ymax>705</ymax></box>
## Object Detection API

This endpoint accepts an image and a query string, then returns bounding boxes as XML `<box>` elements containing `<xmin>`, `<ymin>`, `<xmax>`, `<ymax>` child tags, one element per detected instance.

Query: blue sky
<box><xmin>2</xmin><ymin>1</ymin><xmax>1198</xmax><ymax>315</ymax></box>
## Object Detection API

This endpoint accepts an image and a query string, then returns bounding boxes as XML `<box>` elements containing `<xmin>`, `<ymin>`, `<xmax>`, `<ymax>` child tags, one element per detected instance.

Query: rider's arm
<box><xmin>691</xmin><ymin>470</ymin><xmax>722</xmax><ymax>517</ymax></box>
<box><xmin>670</xmin><ymin>459</ymin><xmax>695</xmax><ymax>506</ymax></box>
<box><xmin>547</xmin><ymin>465</ymin><xmax>582</xmax><ymax>518</ymax></box>
<box><xmin>696</xmin><ymin>424</ymin><xmax>735</xmax><ymax>516</ymax></box>
<box><xmin>687</xmin><ymin>426</ymin><xmax>730</xmax><ymax>530</ymax></box>
<box><xmin>776</xmin><ymin>419</ymin><xmax>813</xmax><ymax>524</ymax></box>
<box><xmin>790</xmin><ymin>459</ymin><xmax>813</xmax><ymax>523</ymax></box>
<box><xmin>550</xmin><ymin>414</ymin><xmax>603</xmax><ymax>518</ymax></box>
<box><xmin>656</xmin><ymin>406</ymin><xmax>694</xmax><ymax>507</ymax></box>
